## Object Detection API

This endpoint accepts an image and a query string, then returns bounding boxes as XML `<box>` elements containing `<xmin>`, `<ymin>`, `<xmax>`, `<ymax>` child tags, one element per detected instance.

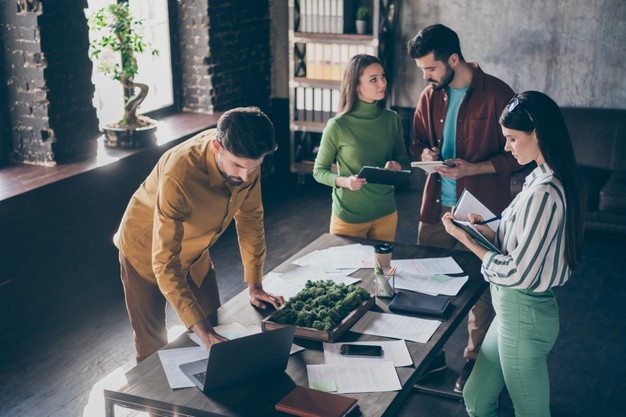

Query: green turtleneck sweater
<box><xmin>313</xmin><ymin>100</ymin><xmax>410</xmax><ymax>224</ymax></box>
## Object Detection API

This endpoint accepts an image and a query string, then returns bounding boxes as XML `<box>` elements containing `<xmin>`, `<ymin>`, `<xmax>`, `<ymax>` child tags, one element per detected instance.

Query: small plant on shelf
<box><xmin>356</xmin><ymin>6</ymin><xmax>371</xmax><ymax>21</ymax></box>
<box><xmin>355</xmin><ymin>6</ymin><xmax>370</xmax><ymax>34</ymax></box>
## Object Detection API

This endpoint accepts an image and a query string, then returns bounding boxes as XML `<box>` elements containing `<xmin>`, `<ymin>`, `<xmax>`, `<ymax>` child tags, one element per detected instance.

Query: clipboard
<box><xmin>357</xmin><ymin>166</ymin><xmax>411</xmax><ymax>186</ymax></box>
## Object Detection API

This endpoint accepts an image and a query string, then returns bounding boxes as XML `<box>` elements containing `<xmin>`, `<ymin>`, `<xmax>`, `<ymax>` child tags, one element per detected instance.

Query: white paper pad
<box><xmin>323</xmin><ymin>340</ymin><xmax>413</xmax><ymax>367</ymax></box>
<box><xmin>307</xmin><ymin>361</ymin><xmax>401</xmax><ymax>393</ymax></box>
<box><xmin>350</xmin><ymin>311</ymin><xmax>441</xmax><ymax>343</ymax></box>
<box><xmin>158</xmin><ymin>346</ymin><xmax>208</xmax><ymax>389</ymax></box>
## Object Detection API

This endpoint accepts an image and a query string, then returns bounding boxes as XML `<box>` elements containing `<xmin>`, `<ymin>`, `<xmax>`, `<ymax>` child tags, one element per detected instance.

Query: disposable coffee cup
<box><xmin>373</xmin><ymin>243</ymin><xmax>394</xmax><ymax>298</ymax></box>
<box><xmin>374</xmin><ymin>243</ymin><xmax>393</xmax><ymax>268</ymax></box>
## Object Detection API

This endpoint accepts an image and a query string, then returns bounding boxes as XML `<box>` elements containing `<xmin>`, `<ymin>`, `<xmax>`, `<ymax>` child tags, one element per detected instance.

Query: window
<box><xmin>86</xmin><ymin>0</ymin><xmax>174</xmax><ymax>126</ymax></box>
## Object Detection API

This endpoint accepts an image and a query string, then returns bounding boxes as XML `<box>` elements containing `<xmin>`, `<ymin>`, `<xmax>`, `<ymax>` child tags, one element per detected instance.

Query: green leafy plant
<box><xmin>356</xmin><ymin>6</ymin><xmax>371</xmax><ymax>21</ymax></box>
<box><xmin>270</xmin><ymin>280</ymin><xmax>371</xmax><ymax>331</ymax></box>
<box><xmin>88</xmin><ymin>2</ymin><xmax>159</xmax><ymax>129</ymax></box>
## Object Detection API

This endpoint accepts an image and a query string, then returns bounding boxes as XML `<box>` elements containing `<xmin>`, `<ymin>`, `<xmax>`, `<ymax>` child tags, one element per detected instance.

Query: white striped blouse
<box><xmin>481</xmin><ymin>163</ymin><xmax>570</xmax><ymax>291</ymax></box>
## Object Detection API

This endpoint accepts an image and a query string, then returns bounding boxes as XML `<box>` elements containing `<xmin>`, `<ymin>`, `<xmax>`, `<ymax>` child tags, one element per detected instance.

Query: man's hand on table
<box><xmin>248</xmin><ymin>282</ymin><xmax>285</xmax><ymax>310</ymax></box>
<box><xmin>190</xmin><ymin>320</ymin><xmax>228</xmax><ymax>349</ymax></box>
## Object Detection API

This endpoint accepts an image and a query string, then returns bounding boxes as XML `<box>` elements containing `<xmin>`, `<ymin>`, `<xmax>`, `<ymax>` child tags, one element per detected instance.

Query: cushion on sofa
<box><xmin>599</xmin><ymin>170</ymin><xmax>626</xmax><ymax>214</ymax></box>
<box><xmin>580</xmin><ymin>165</ymin><xmax>613</xmax><ymax>211</ymax></box>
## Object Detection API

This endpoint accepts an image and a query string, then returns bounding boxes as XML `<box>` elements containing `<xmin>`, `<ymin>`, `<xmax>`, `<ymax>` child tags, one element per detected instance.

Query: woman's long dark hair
<box><xmin>336</xmin><ymin>54</ymin><xmax>387</xmax><ymax>116</ymax></box>
<box><xmin>499</xmin><ymin>91</ymin><xmax>585</xmax><ymax>269</ymax></box>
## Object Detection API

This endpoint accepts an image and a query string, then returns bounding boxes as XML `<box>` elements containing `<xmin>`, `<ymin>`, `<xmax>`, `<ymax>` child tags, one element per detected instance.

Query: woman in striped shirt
<box><xmin>442</xmin><ymin>91</ymin><xmax>585</xmax><ymax>417</ymax></box>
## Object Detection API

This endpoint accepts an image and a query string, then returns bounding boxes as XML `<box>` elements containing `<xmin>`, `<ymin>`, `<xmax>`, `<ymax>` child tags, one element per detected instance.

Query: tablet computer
<box><xmin>357</xmin><ymin>166</ymin><xmax>411</xmax><ymax>186</ymax></box>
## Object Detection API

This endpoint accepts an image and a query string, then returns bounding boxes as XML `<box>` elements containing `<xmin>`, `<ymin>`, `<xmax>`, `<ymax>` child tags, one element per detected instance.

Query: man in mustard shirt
<box><xmin>114</xmin><ymin>107</ymin><xmax>284</xmax><ymax>362</ymax></box>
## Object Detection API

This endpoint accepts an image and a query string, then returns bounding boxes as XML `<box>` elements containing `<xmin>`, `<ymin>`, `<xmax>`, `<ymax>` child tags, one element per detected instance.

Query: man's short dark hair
<box><xmin>407</xmin><ymin>24</ymin><xmax>465</xmax><ymax>62</ymax></box>
<box><xmin>217</xmin><ymin>107</ymin><xmax>277</xmax><ymax>159</ymax></box>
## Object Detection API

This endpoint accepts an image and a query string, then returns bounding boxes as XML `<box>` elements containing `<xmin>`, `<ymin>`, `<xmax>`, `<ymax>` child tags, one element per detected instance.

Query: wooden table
<box><xmin>104</xmin><ymin>233</ymin><xmax>486</xmax><ymax>417</ymax></box>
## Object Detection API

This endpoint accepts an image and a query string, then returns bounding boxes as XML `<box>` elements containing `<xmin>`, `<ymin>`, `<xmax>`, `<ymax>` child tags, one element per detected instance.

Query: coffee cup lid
<box><xmin>374</xmin><ymin>243</ymin><xmax>393</xmax><ymax>254</ymax></box>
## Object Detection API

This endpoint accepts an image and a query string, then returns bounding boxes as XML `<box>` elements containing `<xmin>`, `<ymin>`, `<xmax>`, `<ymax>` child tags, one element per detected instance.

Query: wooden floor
<box><xmin>1</xmin><ymin>175</ymin><xmax>625</xmax><ymax>417</ymax></box>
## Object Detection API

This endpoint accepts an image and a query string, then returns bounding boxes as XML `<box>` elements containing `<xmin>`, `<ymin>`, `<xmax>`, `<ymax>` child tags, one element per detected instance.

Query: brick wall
<box><xmin>177</xmin><ymin>0</ymin><xmax>214</xmax><ymax>114</ymax></box>
<box><xmin>0</xmin><ymin>0</ymin><xmax>273</xmax><ymax>166</ymax></box>
<box><xmin>177</xmin><ymin>0</ymin><xmax>272</xmax><ymax>114</ymax></box>
<box><xmin>206</xmin><ymin>0</ymin><xmax>271</xmax><ymax>112</ymax></box>
<box><xmin>1</xmin><ymin>0</ymin><xmax>99</xmax><ymax>166</ymax></box>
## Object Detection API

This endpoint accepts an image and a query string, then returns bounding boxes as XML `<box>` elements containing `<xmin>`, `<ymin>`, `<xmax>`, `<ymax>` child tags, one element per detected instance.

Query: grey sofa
<box><xmin>512</xmin><ymin>107</ymin><xmax>626</xmax><ymax>234</ymax></box>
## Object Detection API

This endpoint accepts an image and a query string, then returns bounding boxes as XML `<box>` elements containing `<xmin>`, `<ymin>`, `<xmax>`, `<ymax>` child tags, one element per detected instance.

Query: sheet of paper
<box><xmin>261</xmin><ymin>273</ymin><xmax>306</xmax><ymax>300</ymax></box>
<box><xmin>393</xmin><ymin>271</ymin><xmax>468</xmax><ymax>296</ymax></box>
<box><xmin>292</xmin><ymin>244</ymin><xmax>372</xmax><ymax>272</ymax></box>
<box><xmin>188</xmin><ymin>322</ymin><xmax>304</xmax><ymax>355</ymax></box>
<box><xmin>323</xmin><ymin>340</ymin><xmax>413</xmax><ymax>367</ymax></box>
<box><xmin>307</xmin><ymin>361</ymin><xmax>401</xmax><ymax>393</ymax></box>
<box><xmin>350</xmin><ymin>311</ymin><xmax>441</xmax><ymax>343</ymax></box>
<box><xmin>276</xmin><ymin>265</ymin><xmax>361</xmax><ymax>286</ymax></box>
<box><xmin>158</xmin><ymin>346</ymin><xmax>208</xmax><ymax>389</ymax></box>
<box><xmin>393</xmin><ymin>257</ymin><xmax>464</xmax><ymax>275</ymax></box>
<box><xmin>454</xmin><ymin>189</ymin><xmax>500</xmax><ymax>231</ymax></box>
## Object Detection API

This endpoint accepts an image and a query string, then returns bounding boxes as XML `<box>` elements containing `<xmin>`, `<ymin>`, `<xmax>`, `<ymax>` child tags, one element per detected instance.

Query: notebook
<box><xmin>275</xmin><ymin>385</ymin><xmax>359</xmax><ymax>417</ymax></box>
<box><xmin>388</xmin><ymin>290</ymin><xmax>453</xmax><ymax>317</ymax></box>
<box><xmin>179</xmin><ymin>325</ymin><xmax>295</xmax><ymax>392</ymax></box>
<box><xmin>357</xmin><ymin>166</ymin><xmax>411</xmax><ymax>186</ymax></box>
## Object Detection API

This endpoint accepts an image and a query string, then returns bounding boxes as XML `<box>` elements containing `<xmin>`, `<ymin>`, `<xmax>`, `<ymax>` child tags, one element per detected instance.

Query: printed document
<box><xmin>350</xmin><ymin>311</ymin><xmax>441</xmax><ymax>343</ymax></box>
<box><xmin>323</xmin><ymin>340</ymin><xmax>413</xmax><ymax>367</ymax></box>
<box><xmin>307</xmin><ymin>361</ymin><xmax>401</xmax><ymax>393</ymax></box>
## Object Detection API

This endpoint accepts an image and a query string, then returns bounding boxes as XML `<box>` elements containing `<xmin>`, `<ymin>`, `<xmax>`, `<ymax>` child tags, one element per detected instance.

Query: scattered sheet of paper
<box><xmin>292</xmin><ymin>244</ymin><xmax>372</xmax><ymax>272</ymax></box>
<box><xmin>276</xmin><ymin>265</ymin><xmax>361</xmax><ymax>286</ymax></box>
<box><xmin>454</xmin><ymin>188</ymin><xmax>500</xmax><ymax>232</ymax></box>
<box><xmin>307</xmin><ymin>361</ymin><xmax>401</xmax><ymax>393</ymax></box>
<box><xmin>390</xmin><ymin>258</ymin><xmax>467</xmax><ymax>296</ymax></box>
<box><xmin>396</xmin><ymin>257</ymin><xmax>463</xmax><ymax>275</ymax></box>
<box><xmin>261</xmin><ymin>273</ymin><xmax>306</xmax><ymax>300</ymax></box>
<box><xmin>158</xmin><ymin>346</ymin><xmax>208</xmax><ymax>389</ymax></box>
<box><xmin>350</xmin><ymin>311</ymin><xmax>441</xmax><ymax>343</ymax></box>
<box><xmin>393</xmin><ymin>270</ymin><xmax>468</xmax><ymax>296</ymax></box>
<box><xmin>323</xmin><ymin>340</ymin><xmax>413</xmax><ymax>367</ymax></box>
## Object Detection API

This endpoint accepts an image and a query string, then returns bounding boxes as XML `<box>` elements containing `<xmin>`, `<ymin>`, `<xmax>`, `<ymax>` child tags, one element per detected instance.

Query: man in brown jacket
<box><xmin>114</xmin><ymin>107</ymin><xmax>283</xmax><ymax>362</ymax></box>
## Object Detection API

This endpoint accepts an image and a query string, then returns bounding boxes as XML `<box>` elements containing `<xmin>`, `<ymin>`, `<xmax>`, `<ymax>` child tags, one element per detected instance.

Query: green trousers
<box><xmin>464</xmin><ymin>284</ymin><xmax>559</xmax><ymax>417</ymax></box>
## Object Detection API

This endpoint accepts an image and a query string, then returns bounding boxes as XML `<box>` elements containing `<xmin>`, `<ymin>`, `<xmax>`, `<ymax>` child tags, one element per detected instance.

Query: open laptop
<box><xmin>180</xmin><ymin>325</ymin><xmax>296</xmax><ymax>392</ymax></box>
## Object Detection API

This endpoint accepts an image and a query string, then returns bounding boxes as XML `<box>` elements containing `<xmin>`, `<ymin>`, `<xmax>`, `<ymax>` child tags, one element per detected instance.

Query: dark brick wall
<box><xmin>177</xmin><ymin>0</ymin><xmax>213</xmax><ymax>114</ymax></box>
<box><xmin>0</xmin><ymin>0</ymin><xmax>99</xmax><ymax>166</ymax></box>
<box><xmin>38</xmin><ymin>0</ymin><xmax>100</xmax><ymax>163</ymax></box>
<box><xmin>207</xmin><ymin>0</ymin><xmax>271</xmax><ymax>112</ymax></box>
<box><xmin>0</xmin><ymin>0</ymin><xmax>273</xmax><ymax>166</ymax></box>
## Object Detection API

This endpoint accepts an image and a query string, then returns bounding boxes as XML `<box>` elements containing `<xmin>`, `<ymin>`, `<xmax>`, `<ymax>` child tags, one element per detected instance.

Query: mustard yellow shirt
<box><xmin>113</xmin><ymin>129</ymin><xmax>266</xmax><ymax>328</ymax></box>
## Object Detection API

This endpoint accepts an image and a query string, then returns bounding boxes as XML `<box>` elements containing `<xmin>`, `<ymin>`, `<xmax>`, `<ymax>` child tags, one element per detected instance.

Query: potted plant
<box><xmin>355</xmin><ymin>6</ymin><xmax>370</xmax><ymax>34</ymax></box>
<box><xmin>88</xmin><ymin>2</ymin><xmax>159</xmax><ymax>148</ymax></box>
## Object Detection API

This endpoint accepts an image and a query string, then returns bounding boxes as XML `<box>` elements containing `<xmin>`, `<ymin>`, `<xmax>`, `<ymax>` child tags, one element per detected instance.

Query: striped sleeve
<box><xmin>481</xmin><ymin>182</ymin><xmax>569</xmax><ymax>291</ymax></box>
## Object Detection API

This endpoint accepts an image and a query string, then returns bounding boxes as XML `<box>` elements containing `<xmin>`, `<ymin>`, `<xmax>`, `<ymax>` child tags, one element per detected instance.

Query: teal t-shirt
<box><xmin>441</xmin><ymin>84</ymin><xmax>470</xmax><ymax>207</ymax></box>
<box><xmin>313</xmin><ymin>100</ymin><xmax>410</xmax><ymax>224</ymax></box>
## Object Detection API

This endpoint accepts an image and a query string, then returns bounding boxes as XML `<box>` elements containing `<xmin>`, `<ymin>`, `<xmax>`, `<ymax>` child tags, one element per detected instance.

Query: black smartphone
<box><xmin>442</xmin><ymin>161</ymin><xmax>456</xmax><ymax>167</ymax></box>
<box><xmin>339</xmin><ymin>344</ymin><xmax>383</xmax><ymax>357</ymax></box>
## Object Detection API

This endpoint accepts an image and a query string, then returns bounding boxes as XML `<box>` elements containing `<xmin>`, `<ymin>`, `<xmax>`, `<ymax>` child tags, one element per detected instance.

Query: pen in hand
<box><xmin>475</xmin><ymin>216</ymin><xmax>501</xmax><ymax>225</ymax></box>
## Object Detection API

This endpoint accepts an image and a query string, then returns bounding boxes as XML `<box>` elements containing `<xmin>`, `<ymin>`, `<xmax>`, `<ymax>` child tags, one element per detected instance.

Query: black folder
<box><xmin>388</xmin><ymin>290</ymin><xmax>453</xmax><ymax>317</ymax></box>
<box><xmin>357</xmin><ymin>166</ymin><xmax>411</xmax><ymax>186</ymax></box>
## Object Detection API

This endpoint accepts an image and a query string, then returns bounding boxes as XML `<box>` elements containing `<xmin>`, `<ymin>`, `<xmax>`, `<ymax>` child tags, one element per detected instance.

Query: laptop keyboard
<box><xmin>193</xmin><ymin>371</ymin><xmax>207</xmax><ymax>385</ymax></box>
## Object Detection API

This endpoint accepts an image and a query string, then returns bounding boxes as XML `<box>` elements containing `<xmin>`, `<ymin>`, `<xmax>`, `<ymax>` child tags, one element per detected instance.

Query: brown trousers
<box><xmin>417</xmin><ymin>207</ymin><xmax>495</xmax><ymax>360</ymax></box>
<box><xmin>119</xmin><ymin>253</ymin><xmax>221</xmax><ymax>363</ymax></box>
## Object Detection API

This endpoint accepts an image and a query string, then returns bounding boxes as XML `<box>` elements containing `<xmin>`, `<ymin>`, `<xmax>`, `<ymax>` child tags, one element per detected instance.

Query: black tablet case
<box><xmin>357</xmin><ymin>166</ymin><xmax>411</xmax><ymax>186</ymax></box>
<box><xmin>388</xmin><ymin>290</ymin><xmax>453</xmax><ymax>317</ymax></box>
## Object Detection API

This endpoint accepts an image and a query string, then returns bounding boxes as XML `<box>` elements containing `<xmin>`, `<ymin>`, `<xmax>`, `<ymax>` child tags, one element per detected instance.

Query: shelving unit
<box><xmin>287</xmin><ymin>0</ymin><xmax>397</xmax><ymax>180</ymax></box>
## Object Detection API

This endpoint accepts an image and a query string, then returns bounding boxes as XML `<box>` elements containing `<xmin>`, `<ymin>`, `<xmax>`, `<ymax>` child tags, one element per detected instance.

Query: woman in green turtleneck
<box><xmin>313</xmin><ymin>54</ymin><xmax>410</xmax><ymax>241</ymax></box>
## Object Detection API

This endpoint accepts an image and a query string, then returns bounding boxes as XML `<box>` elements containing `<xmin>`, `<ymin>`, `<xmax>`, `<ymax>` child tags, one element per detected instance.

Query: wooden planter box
<box><xmin>261</xmin><ymin>296</ymin><xmax>375</xmax><ymax>342</ymax></box>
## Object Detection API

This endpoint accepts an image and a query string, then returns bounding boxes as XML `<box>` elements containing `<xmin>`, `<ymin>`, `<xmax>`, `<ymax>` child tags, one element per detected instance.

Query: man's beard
<box><xmin>216</xmin><ymin>153</ymin><xmax>244</xmax><ymax>186</ymax></box>
<box><xmin>429</xmin><ymin>63</ymin><xmax>455</xmax><ymax>91</ymax></box>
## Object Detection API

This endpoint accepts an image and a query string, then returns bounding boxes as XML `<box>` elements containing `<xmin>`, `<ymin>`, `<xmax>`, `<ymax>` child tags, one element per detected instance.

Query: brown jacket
<box><xmin>411</xmin><ymin>63</ymin><xmax>521</xmax><ymax>223</ymax></box>
<box><xmin>114</xmin><ymin>129</ymin><xmax>266</xmax><ymax>327</ymax></box>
